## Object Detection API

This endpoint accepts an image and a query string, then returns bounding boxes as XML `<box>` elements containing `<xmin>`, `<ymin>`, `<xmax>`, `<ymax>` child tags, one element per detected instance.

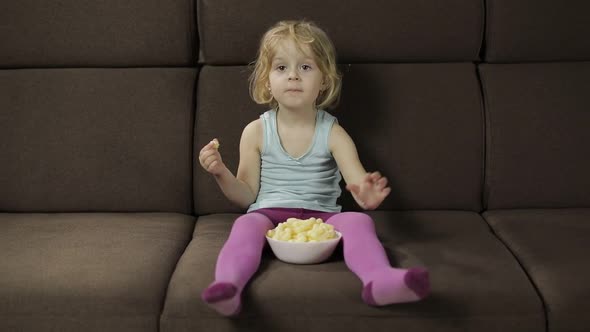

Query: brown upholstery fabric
<box><xmin>0</xmin><ymin>69</ymin><xmax>196</xmax><ymax>213</ymax></box>
<box><xmin>161</xmin><ymin>211</ymin><xmax>543</xmax><ymax>332</ymax></box>
<box><xmin>485</xmin><ymin>0</ymin><xmax>590</xmax><ymax>62</ymax></box>
<box><xmin>197</xmin><ymin>0</ymin><xmax>484</xmax><ymax>64</ymax></box>
<box><xmin>483</xmin><ymin>209</ymin><xmax>590</xmax><ymax>332</ymax></box>
<box><xmin>479</xmin><ymin>63</ymin><xmax>590</xmax><ymax>209</ymax></box>
<box><xmin>337</xmin><ymin>63</ymin><xmax>483</xmax><ymax>211</ymax></box>
<box><xmin>0</xmin><ymin>0</ymin><xmax>196</xmax><ymax>67</ymax></box>
<box><xmin>193</xmin><ymin>66</ymin><xmax>268</xmax><ymax>215</ymax></box>
<box><xmin>194</xmin><ymin>64</ymin><xmax>483</xmax><ymax>214</ymax></box>
<box><xmin>0</xmin><ymin>213</ymin><xmax>195</xmax><ymax>332</ymax></box>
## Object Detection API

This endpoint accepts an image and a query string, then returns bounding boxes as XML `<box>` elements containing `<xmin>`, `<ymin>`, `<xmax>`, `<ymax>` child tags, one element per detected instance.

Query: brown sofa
<box><xmin>1</xmin><ymin>1</ymin><xmax>589</xmax><ymax>331</ymax></box>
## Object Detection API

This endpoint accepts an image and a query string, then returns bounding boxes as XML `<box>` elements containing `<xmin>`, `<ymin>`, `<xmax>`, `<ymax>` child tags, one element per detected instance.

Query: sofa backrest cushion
<box><xmin>484</xmin><ymin>0</ymin><xmax>590</xmax><ymax>62</ymax></box>
<box><xmin>193</xmin><ymin>67</ymin><xmax>268</xmax><ymax>215</ymax></box>
<box><xmin>0</xmin><ymin>0</ymin><xmax>196</xmax><ymax>67</ymax></box>
<box><xmin>480</xmin><ymin>63</ymin><xmax>590</xmax><ymax>209</ymax></box>
<box><xmin>481</xmin><ymin>0</ymin><xmax>590</xmax><ymax>209</ymax></box>
<box><xmin>0</xmin><ymin>69</ymin><xmax>196</xmax><ymax>213</ymax></box>
<box><xmin>194</xmin><ymin>64</ymin><xmax>484</xmax><ymax>214</ymax></box>
<box><xmin>1</xmin><ymin>0</ymin><xmax>197</xmax><ymax>213</ymax></box>
<box><xmin>194</xmin><ymin>0</ymin><xmax>486</xmax><ymax>214</ymax></box>
<box><xmin>197</xmin><ymin>0</ymin><xmax>484</xmax><ymax>64</ymax></box>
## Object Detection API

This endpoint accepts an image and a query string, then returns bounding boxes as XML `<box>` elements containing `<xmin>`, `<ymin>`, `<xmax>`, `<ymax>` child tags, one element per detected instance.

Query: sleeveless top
<box><xmin>247</xmin><ymin>109</ymin><xmax>342</xmax><ymax>213</ymax></box>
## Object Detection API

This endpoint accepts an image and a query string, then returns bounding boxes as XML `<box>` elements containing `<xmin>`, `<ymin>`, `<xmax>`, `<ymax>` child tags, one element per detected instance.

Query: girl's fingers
<box><xmin>208</xmin><ymin>160</ymin><xmax>218</xmax><ymax>171</ymax></box>
<box><xmin>199</xmin><ymin>139</ymin><xmax>219</xmax><ymax>156</ymax></box>
<box><xmin>203</xmin><ymin>154</ymin><xmax>219</xmax><ymax>167</ymax></box>
<box><xmin>202</xmin><ymin>143</ymin><xmax>215</xmax><ymax>154</ymax></box>
<box><xmin>376</xmin><ymin>177</ymin><xmax>388</xmax><ymax>189</ymax></box>
<box><xmin>198</xmin><ymin>150</ymin><xmax>210</xmax><ymax>164</ymax></box>
<box><xmin>364</xmin><ymin>173</ymin><xmax>374</xmax><ymax>185</ymax></box>
<box><xmin>200</xmin><ymin>148</ymin><xmax>220</xmax><ymax>162</ymax></box>
<box><xmin>198</xmin><ymin>151</ymin><xmax>217</xmax><ymax>169</ymax></box>
<box><xmin>199</xmin><ymin>148</ymin><xmax>210</xmax><ymax>161</ymax></box>
<box><xmin>197</xmin><ymin>139</ymin><xmax>221</xmax><ymax>173</ymax></box>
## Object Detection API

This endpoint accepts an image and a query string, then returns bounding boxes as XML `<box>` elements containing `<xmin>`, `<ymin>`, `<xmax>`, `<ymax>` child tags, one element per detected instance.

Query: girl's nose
<box><xmin>288</xmin><ymin>70</ymin><xmax>300</xmax><ymax>81</ymax></box>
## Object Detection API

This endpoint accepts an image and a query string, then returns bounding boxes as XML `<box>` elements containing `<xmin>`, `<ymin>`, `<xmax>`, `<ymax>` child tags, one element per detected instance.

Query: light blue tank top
<box><xmin>247</xmin><ymin>109</ymin><xmax>342</xmax><ymax>213</ymax></box>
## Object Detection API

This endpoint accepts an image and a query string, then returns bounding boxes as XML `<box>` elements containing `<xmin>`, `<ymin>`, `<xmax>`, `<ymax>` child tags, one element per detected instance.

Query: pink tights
<box><xmin>201</xmin><ymin>208</ymin><xmax>430</xmax><ymax>316</ymax></box>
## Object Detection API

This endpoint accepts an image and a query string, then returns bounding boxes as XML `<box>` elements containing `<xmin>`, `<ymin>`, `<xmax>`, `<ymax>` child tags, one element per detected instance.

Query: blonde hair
<box><xmin>249</xmin><ymin>20</ymin><xmax>342</xmax><ymax>110</ymax></box>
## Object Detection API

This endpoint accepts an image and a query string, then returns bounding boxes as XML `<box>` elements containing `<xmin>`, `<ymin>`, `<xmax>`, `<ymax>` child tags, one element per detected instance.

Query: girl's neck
<box><xmin>276</xmin><ymin>106</ymin><xmax>317</xmax><ymax>127</ymax></box>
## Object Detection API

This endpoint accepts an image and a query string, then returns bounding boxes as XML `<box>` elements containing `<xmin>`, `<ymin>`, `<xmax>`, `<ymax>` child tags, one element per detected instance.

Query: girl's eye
<box><xmin>301</xmin><ymin>64</ymin><xmax>312</xmax><ymax>71</ymax></box>
<box><xmin>277</xmin><ymin>65</ymin><xmax>286</xmax><ymax>71</ymax></box>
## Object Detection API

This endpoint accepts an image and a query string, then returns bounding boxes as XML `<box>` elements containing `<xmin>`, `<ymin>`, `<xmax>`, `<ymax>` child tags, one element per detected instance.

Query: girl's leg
<box><xmin>201</xmin><ymin>212</ymin><xmax>274</xmax><ymax>316</ymax></box>
<box><xmin>326</xmin><ymin>212</ymin><xmax>430</xmax><ymax>306</ymax></box>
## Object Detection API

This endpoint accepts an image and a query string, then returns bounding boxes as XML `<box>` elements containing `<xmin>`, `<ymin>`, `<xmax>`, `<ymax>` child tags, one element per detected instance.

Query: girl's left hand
<box><xmin>346</xmin><ymin>172</ymin><xmax>391</xmax><ymax>210</ymax></box>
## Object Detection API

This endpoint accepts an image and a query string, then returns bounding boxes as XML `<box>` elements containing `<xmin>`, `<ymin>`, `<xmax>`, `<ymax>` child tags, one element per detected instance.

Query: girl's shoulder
<box><xmin>242</xmin><ymin>118</ymin><xmax>263</xmax><ymax>137</ymax></box>
<box><xmin>241</xmin><ymin>118</ymin><xmax>263</xmax><ymax>152</ymax></box>
<box><xmin>328</xmin><ymin>121</ymin><xmax>355</xmax><ymax>152</ymax></box>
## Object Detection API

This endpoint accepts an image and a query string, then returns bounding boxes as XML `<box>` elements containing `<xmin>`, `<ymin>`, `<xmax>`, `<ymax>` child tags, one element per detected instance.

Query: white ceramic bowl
<box><xmin>266</xmin><ymin>231</ymin><xmax>342</xmax><ymax>264</ymax></box>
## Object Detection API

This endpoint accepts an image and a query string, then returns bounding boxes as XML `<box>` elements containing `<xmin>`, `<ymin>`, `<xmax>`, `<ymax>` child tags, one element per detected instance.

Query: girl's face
<box><xmin>268</xmin><ymin>39</ymin><xmax>325</xmax><ymax>112</ymax></box>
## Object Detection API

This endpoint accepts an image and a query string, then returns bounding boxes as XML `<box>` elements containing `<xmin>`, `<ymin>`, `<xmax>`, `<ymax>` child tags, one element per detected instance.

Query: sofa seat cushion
<box><xmin>161</xmin><ymin>211</ymin><xmax>543</xmax><ymax>332</ymax></box>
<box><xmin>483</xmin><ymin>209</ymin><xmax>590</xmax><ymax>332</ymax></box>
<box><xmin>0</xmin><ymin>213</ymin><xmax>195</xmax><ymax>332</ymax></box>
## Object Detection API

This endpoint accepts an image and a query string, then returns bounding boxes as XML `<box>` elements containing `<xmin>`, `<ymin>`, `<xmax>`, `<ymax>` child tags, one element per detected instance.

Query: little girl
<box><xmin>198</xmin><ymin>20</ymin><xmax>430</xmax><ymax>316</ymax></box>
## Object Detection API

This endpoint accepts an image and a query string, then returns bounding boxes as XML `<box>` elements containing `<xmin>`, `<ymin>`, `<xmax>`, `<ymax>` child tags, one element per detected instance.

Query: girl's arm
<box><xmin>329</xmin><ymin>123</ymin><xmax>391</xmax><ymax>210</ymax></box>
<box><xmin>198</xmin><ymin>120</ymin><xmax>262</xmax><ymax>209</ymax></box>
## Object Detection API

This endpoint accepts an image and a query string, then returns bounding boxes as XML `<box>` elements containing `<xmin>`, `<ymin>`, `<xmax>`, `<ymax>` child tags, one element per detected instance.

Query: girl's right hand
<box><xmin>198</xmin><ymin>138</ymin><xmax>225</xmax><ymax>176</ymax></box>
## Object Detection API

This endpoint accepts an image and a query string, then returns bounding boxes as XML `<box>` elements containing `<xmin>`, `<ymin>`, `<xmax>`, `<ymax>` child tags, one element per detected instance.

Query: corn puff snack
<box><xmin>267</xmin><ymin>217</ymin><xmax>337</xmax><ymax>243</ymax></box>
<box><xmin>212</xmin><ymin>138</ymin><xmax>220</xmax><ymax>149</ymax></box>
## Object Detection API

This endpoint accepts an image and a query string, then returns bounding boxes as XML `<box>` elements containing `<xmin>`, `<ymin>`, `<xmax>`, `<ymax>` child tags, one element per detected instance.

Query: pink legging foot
<box><xmin>405</xmin><ymin>268</ymin><xmax>430</xmax><ymax>299</ymax></box>
<box><xmin>361</xmin><ymin>267</ymin><xmax>430</xmax><ymax>306</ymax></box>
<box><xmin>201</xmin><ymin>213</ymin><xmax>274</xmax><ymax>316</ymax></box>
<box><xmin>201</xmin><ymin>282</ymin><xmax>237</xmax><ymax>303</ymax></box>
<box><xmin>201</xmin><ymin>281</ymin><xmax>240</xmax><ymax>316</ymax></box>
<box><xmin>326</xmin><ymin>212</ymin><xmax>430</xmax><ymax>306</ymax></box>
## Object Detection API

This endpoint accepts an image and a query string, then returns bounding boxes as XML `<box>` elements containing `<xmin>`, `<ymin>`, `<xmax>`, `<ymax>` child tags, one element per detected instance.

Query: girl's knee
<box><xmin>232</xmin><ymin>213</ymin><xmax>274</xmax><ymax>231</ymax></box>
<box><xmin>327</xmin><ymin>212</ymin><xmax>375</xmax><ymax>230</ymax></box>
